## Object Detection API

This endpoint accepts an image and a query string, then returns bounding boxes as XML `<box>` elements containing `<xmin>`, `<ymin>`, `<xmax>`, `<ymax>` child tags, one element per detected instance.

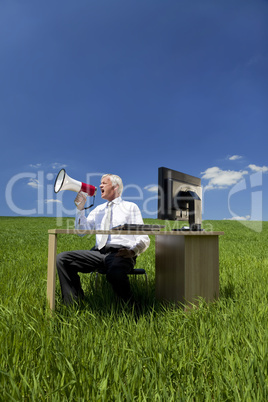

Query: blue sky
<box><xmin>1</xmin><ymin>0</ymin><xmax>268</xmax><ymax>223</ymax></box>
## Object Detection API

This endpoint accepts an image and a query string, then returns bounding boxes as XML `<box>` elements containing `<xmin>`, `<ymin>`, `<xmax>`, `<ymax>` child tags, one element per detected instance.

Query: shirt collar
<box><xmin>112</xmin><ymin>196</ymin><xmax>122</xmax><ymax>205</ymax></box>
<box><xmin>106</xmin><ymin>196</ymin><xmax>121</xmax><ymax>207</ymax></box>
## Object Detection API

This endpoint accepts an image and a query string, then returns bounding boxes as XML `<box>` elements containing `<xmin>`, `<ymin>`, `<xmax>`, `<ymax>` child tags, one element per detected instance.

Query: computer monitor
<box><xmin>158</xmin><ymin>167</ymin><xmax>202</xmax><ymax>230</ymax></box>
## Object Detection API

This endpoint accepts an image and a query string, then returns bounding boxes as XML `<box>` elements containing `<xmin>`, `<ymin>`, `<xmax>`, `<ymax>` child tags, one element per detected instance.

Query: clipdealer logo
<box><xmin>5</xmin><ymin>170</ymin><xmax>265</xmax><ymax>232</ymax></box>
<box><xmin>4</xmin><ymin>171</ymin><xmax>159</xmax><ymax>218</ymax></box>
<box><xmin>228</xmin><ymin>171</ymin><xmax>263</xmax><ymax>232</ymax></box>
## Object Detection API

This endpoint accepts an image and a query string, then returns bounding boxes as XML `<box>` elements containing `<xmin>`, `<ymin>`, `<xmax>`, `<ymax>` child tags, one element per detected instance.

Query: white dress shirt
<box><xmin>75</xmin><ymin>197</ymin><xmax>150</xmax><ymax>256</ymax></box>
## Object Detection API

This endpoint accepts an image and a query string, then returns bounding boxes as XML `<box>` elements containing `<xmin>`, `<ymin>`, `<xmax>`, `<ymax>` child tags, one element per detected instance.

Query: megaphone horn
<box><xmin>54</xmin><ymin>169</ymin><xmax>97</xmax><ymax>197</ymax></box>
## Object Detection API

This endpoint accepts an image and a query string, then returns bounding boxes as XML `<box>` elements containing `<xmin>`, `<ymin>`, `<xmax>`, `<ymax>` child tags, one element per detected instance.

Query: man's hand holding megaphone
<box><xmin>75</xmin><ymin>192</ymin><xmax>87</xmax><ymax>210</ymax></box>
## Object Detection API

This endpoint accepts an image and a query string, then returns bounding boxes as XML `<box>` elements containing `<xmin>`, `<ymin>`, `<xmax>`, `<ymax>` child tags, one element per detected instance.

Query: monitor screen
<box><xmin>158</xmin><ymin>167</ymin><xmax>202</xmax><ymax>228</ymax></box>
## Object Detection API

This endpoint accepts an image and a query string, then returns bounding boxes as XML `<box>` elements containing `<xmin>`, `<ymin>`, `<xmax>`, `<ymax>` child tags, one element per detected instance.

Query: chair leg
<box><xmin>90</xmin><ymin>271</ymin><xmax>99</xmax><ymax>289</ymax></box>
<box><xmin>132</xmin><ymin>271</ymin><xmax>148</xmax><ymax>289</ymax></box>
<box><xmin>95</xmin><ymin>272</ymin><xmax>99</xmax><ymax>289</ymax></box>
<box><xmin>144</xmin><ymin>272</ymin><xmax>148</xmax><ymax>288</ymax></box>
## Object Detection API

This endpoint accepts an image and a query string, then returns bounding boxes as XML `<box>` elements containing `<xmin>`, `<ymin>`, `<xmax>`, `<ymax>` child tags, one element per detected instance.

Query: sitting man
<box><xmin>56</xmin><ymin>173</ymin><xmax>150</xmax><ymax>306</ymax></box>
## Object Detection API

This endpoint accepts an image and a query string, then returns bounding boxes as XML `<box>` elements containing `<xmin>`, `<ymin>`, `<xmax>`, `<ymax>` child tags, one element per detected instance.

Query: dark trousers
<box><xmin>56</xmin><ymin>246</ymin><xmax>136</xmax><ymax>305</ymax></box>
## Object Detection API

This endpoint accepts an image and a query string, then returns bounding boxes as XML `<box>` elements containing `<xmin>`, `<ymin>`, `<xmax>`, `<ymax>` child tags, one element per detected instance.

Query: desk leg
<box><xmin>47</xmin><ymin>233</ymin><xmax>57</xmax><ymax>311</ymax></box>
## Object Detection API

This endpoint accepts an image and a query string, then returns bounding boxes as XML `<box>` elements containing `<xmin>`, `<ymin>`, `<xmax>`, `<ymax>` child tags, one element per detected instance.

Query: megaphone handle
<box><xmin>84</xmin><ymin>195</ymin><xmax>96</xmax><ymax>210</ymax></box>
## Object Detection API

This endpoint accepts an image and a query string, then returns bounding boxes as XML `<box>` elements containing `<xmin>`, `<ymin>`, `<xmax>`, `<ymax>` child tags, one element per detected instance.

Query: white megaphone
<box><xmin>54</xmin><ymin>169</ymin><xmax>97</xmax><ymax>207</ymax></box>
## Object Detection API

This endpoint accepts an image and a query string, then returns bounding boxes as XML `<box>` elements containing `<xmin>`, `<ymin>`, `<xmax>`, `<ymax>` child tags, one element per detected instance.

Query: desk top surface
<box><xmin>48</xmin><ymin>229</ymin><xmax>224</xmax><ymax>236</ymax></box>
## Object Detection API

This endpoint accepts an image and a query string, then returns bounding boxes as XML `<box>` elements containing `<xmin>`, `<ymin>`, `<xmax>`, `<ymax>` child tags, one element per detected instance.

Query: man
<box><xmin>56</xmin><ymin>174</ymin><xmax>150</xmax><ymax>306</ymax></box>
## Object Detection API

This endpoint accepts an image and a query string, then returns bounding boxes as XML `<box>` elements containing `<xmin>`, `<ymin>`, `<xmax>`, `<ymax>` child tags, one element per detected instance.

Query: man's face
<box><xmin>100</xmin><ymin>177</ymin><xmax>118</xmax><ymax>201</ymax></box>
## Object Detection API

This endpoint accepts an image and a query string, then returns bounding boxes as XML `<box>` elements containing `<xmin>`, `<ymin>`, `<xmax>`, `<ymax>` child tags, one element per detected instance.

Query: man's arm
<box><xmin>74</xmin><ymin>192</ymin><xmax>95</xmax><ymax>231</ymax></box>
<box><xmin>116</xmin><ymin>248</ymin><xmax>136</xmax><ymax>258</ymax></box>
<box><xmin>116</xmin><ymin>235</ymin><xmax>150</xmax><ymax>258</ymax></box>
<box><xmin>116</xmin><ymin>202</ymin><xmax>150</xmax><ymax>258</ymax></box>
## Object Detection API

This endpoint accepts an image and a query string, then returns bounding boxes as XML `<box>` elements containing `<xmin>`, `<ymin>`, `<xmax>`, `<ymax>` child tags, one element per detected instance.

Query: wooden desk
<box><xmin>47</xmin><ymin>229</ymin><xmax>224</xmax><ymax>310</ymax></box>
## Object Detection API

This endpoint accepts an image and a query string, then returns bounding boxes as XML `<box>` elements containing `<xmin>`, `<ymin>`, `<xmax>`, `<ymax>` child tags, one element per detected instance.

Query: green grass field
<box><xmin>0</xmin><ymin>217</ymin><xmax>268</xmax><ymax>401</ymax></box>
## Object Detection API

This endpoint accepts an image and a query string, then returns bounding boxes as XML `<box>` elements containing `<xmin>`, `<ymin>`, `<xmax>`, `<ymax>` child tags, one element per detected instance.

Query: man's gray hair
<box><xmin>102</xmin><ymin>174</ymin><xmax>123</xmax><ymax>195</ymax></box>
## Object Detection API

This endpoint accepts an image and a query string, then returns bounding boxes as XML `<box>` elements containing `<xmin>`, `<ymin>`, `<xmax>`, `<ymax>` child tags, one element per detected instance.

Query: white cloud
<box><xmin>201</xmin><ymin>167</ymin><xmax>248</xmax><ymax>189</ymax></box>
<box><xmin>229</xmin><ymin>155</ymin><xmax>242</xmax><ymax>161</ymax></box>
<box><xmin>144</xmin><ymin>185</ymin><xmax>158</xmax><ymax>193</ymax></box>
<box><xmin>29</xmin><ymin>163</ymin><xmax>42</xmax><ymax>168</ymax></box>
<box><xmin>224</xmin><ymin>215</ymin><xmax>250</xmax><ymax>221</ymax></box>
<box><xmin>45</xmin><ymin>199</ymin><xmax>62</xmax><ymax>204</ymax></box>
<box><xmin>248</xmin><ymin>164</ymin><xmax>268</xmax><ymax>173</ymax></box>
<box><xmin>51</xmin><ymin>162</ymin><xmax>67</xmax><ymax>170</ymax></box>
<box><xmin>27</xmin><ymin>178</ymin><xmax>40</xmax><ymax>189</ymax></box>
<box><xmin>29</xmin><ymin>162</ymin><xmax>67</xmax><ymax>170</ymax></box>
